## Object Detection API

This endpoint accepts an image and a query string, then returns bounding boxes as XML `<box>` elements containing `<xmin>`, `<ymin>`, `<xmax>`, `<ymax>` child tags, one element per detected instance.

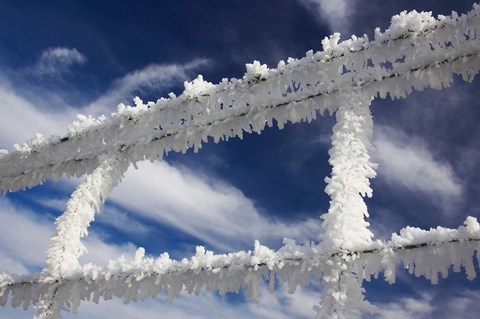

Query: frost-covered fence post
<box><xmin>34</xmin><ymin>154</ymin><xmax>129</xmax><ymax>319</ymax></box>
<box><xmin>315</xmin><ymin>90</ymin><xmax>378</xmax><ymax>318</ymax></box>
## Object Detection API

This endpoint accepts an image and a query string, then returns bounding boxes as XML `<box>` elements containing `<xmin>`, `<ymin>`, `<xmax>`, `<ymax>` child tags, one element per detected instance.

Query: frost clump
<box><xmin>462</xmin><ymin>216</ymin><xmax>480</xmax><ymax>236</ymax></box>
<box><xmin>14</xmin><ymin>133</ymin><xmax>47</xmax><ymax>155</ymax></box>
<box><xmin>68</xmin><ymin>114</ymin><xmax>107</xmax><ymax>137</ymax></box>
<box><xmin>382</xmin><ymin>10</ymin><xmax>436</xmax><ymax>39</ymax></box>
<box><xmin>243</xmin><ymin>60</ymin><xmax>270</xmax><ymax>82</ymax></box>
<box><xmin>183</xmin><ymin>75</ymin><xmax>215</xmax><ymax>98</ymax></box>
<box><xmin>321</xmin><ymin>32</ymin><xmax>341</xmax><ymax>53</ymax></box>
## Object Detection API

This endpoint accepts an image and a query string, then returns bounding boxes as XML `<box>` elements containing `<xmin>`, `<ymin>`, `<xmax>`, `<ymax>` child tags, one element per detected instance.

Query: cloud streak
<box><xmin>31</xmin><ymin>47</ymin><xmax>86</xmax><ymax>77</ymax></box>
<box><xmin>297</xmin><ymin>0</ymin><xmax>357</xmax><ymax>34</ymax></box>
<box><xmin>0</xmin><ymin>81</ymin><xmax>76</xmax><ymax>148</ymax></box>
<box><xmin>0</xmin><ymin>58</ymin><xmax>208</xmax><ymax>149</ymax></box>
<box><xmin>0</xmin><ymin>197</ymin><xmax>138</xmax><ymax>275</ymax></box>
<box><xmin>109</xmin><ymin>161</ymin><xmax>322</xmax><ymax>252</ymax></box>
<box><xmin>373</xmin><ymin>126</ymin><xmax>462</xmax><ymax>201</ymax></box>
<box><xmin>0</xmin><ymin>191</ymin><xmax>321</xmax><ymax>319</ymax></box>
<box><xmin>84</xmin><ymin>59</ymin><xmax>210</xmax><ymax>116</ymax></box>
<box><xmin>372</xmin><ymin>293</ymin><xmax>435</xmax><ymax>319</ymax></box>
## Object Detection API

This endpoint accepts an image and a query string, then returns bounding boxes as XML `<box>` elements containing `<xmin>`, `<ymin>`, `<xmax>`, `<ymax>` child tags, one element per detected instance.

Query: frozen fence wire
<box><xmin>1</xmin><ymin>218</ymin><xmax>479</xmax><ymax>314</ymax></box>
<box><xmin>0</xmin><ymin>4</ymin><xmax>479</xmax><ymax>193</ymax></box>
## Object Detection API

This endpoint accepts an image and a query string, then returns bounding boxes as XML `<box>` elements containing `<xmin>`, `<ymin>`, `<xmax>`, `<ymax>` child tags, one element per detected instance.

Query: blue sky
<box><xmin>1</xmin><ymin>1</ymin><xmax>480</xmax><ymax>318</ymax></box>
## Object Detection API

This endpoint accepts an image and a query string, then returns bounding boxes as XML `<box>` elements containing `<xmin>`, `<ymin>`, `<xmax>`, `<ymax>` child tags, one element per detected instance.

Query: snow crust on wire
<box><xmin>34</xmin><ymin>155</ymin><xmax>129</xmax><ymax>319</ymax></box>
<box><xmin>42</xmin><ymin>155</ymin><xmax>129</xmax><ymax>280</ymax></box>
<box><xmin>0</xmin><ymin>4</ymin><xmax>479</xmax><ymax>193</ymax></box>
<box><xmin>1</xmin><ymin>217</ymin><xmax>479</xmax><ymax>316</ymax></box>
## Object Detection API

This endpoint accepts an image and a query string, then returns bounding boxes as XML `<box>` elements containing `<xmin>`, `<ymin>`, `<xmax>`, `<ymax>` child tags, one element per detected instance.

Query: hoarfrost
<box><xmin>1</xmin><ymin>4</ymin><xmax>480</xmax><ymax>319</ymax></box>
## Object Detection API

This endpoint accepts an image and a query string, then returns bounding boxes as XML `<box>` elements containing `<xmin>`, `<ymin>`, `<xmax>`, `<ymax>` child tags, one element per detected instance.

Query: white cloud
<box><xmin>84</xmin><ymin>59</ymin><xmax>209</xmax><ymax>116</ymax></box>
<box><xmin>32</xmin><ymin>47</ymin><xmax>86</xmax><ymax>77</ymax></box>
<box><xmin>0</xmin><ymin>81</ymin><xmax>76</xmax><ymax>148</ymax></box>
<box><xmin>369</xmin><ymin>289</ymin><xmax>480</xmax><ymax>319</ymax></box>
<box><xmin>0</xmin><ymin>198</ymin><xmax>54</xmax><ymax>273</ymax></box>
<box><xmin>0</xmin><ymin>51</ymin><xmax>319</xmax><ymax>312</ymax></box>
<box><xmin>109</xmin><ymin>161</ymin><xmax>322</xmax><ymax>252</ymax></box>
<box><xmin>245</xmin><ymin>284</ymin><xmax>320</xmax><ymax>319</ymax></box>
<box><xmin>445</xmin><ymin>290</ymin><xmax>480</xmax><ymax>318</ymax></box>
<box><xmin>297</xmin><ymin>0</ymin><xmax>357</xmax><ymax>34</ymax></box>
<box><xmin>0</xmin><ymin>193</ymin><xmax>321</xmax><ymax>319</ymax></box>
<box><xmin>35</xmin><ymin>195</ymin><xmax>153</xmax><ymax>235</ymax></box>
<box><xmin>81</xmin><ymin>235</ymin><xmax>138</xmax><ymax>267</ymax></box>
<box><xmin>0</xmin><ymin>168</ymin><xmax>321</xmax><ymax>318</ymax></box>
<box><xmin>373</xmin><ymin>126</ymin><xmax>462</xmax><ymax>201</ymax></box>
<box><xmin>0</xmin><ymin>197</ymin><xmax>138</xmax><ymax>274</ymax></box>
<box><xmin>373</xmin><ymin>293</ymin><xmax>434</xmax><ymax>319</ymax></box>
<box><xmin>0</xmin><ymin>59</ymin><xmax>208</xmax><ymax>149</ymax></box>
<box><xmin>96</xmin><ymin>205</ymin><xmax>154</xmax><ymax>235</ymax></box>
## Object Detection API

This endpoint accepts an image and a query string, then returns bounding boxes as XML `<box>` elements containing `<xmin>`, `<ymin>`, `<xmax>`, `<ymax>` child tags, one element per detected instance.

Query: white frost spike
<box><xmin>321</xmin><ymin>32</ymin><xmax>341</xmax><ymax>53</ymax></box>
<box><xmin>244</xmin><ymin>60</ymin><xmax>270</xmax><ymax>81</ymax></box>
<box><xmin>134</xmin><ymin>96</ymin><xmax>144</xmax><ymax>108</ymax></box>
<box><xmin>68</xmin><ymin>114</ymin><xmax>107</xmax><ymax>137</ymax></box>
<box><xmin>251</xmin><ymin>240</ymin><xmax>276</xmax><ymax>270</ymax></box>
<box><xmin>13</xmin><ymin>133</ymin><xmax>47</xmax><ymax>155</ymax></box>
<box><xmin>388</xmin><ymin>10</ymin><xmax>436</xmax><ymax>36</ymax></box>
<box><xmin>385</xmin><ymin>216</ymin><xmax>480</xmax><ymax>285</ymax></box>
<box><xmin>463</xmin><ymin>216</ymin><xmax>480</xmax><ymax>235</ymax></box>
<box><xmin>183</xmin><ymin>74</ymin><xmax>215</xmax><ymax>98</ymax></box>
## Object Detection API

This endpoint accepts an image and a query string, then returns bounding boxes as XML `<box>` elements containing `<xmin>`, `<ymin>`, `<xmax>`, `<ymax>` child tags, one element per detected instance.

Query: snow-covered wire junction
<box><xmin>1</xmin><ymin>4</ymin><xmax>480</xmax><ymax>319</ymax></box>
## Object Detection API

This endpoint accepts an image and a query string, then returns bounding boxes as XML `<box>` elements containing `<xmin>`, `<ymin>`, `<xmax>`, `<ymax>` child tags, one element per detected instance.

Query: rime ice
<box><xmin>1</xmin><ymin>4</ymin><xmax>480</xmax><ymax>319</ymax></box>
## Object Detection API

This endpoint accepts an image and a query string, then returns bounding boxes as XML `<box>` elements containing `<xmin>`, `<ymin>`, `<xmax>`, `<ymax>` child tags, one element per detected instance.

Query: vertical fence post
<box><xmin>316</xmin><ymin>90</ymin><xmax>377</xmax><ymax>318</ymax></box>
<box><xmin>34</xmin><ymin>154</ymin><xmax>130</xmax><ymax>319</ymax></box>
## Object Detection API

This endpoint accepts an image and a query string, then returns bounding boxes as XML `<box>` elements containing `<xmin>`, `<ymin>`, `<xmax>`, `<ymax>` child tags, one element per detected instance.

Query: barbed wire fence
<box><xmin>1</xmin><ymin>4</ymin><xmax>480</xmax><ymax>319</ymax></box>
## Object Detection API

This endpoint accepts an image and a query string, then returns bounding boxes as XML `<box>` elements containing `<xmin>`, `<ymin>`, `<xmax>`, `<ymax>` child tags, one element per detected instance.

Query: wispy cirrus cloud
<box><xmin>84</xmin><ymin>59</ymin><xmax>209</xmax><ymax>116</ymax></box>
<box><xmin>0</xmin><ymin>80</ymin><xmax>77</xmax><ymax>149</ymax></box>
<box><xmin>0</xmin><ymin>179</ymin><xmax>321</xmax><ymax>319</ymax></box>
<box><xmin>0</xmin><ymin>198</ymin><xmax>51</xmax><ymax>274</ymax></box>
<box><xmin>109</xmin><ymin>161</ymin><xmax>322</xmax><ymax>253</ymax></box>
<box><xmin>371</xmin><ymin>293</ymin><xmax>435</xmax><ymax>319</ymax></box>
<box><xmin>36</xmin><ymin>196</ymin><xmax>154</xmax><ymax>235</ymax></box>
<box><xmin>0</xmin><ymin>58</ymin><xmax>208</xmax><ymax>149</ymax></box>
<box><xmin>367</xmin><ymin>289</ymin><xmax>480</xmax><ymax>319</ymax></box>
<box><xmin>373</xmin><ymin>126</ymin><xmax>462</xmax><ymax>201</ymax></box>
<box><xmin>297</xmin><ymin>0</ymin><xmax>357</xmax><ymax>34</ymax></box>
<box><xmin>30</xmin><ymin>47</ymin><xmax>86</xmax><ymax>77</ymax></box>
<box><xmin>0</xmin><ymin>197</ymin><xmax>138</xmax><ymax>275</ymax></box>
<box><xmin>443</xmin><ymin>290</ymin><xmax>480</xmax><ymax>318</ymax></box>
